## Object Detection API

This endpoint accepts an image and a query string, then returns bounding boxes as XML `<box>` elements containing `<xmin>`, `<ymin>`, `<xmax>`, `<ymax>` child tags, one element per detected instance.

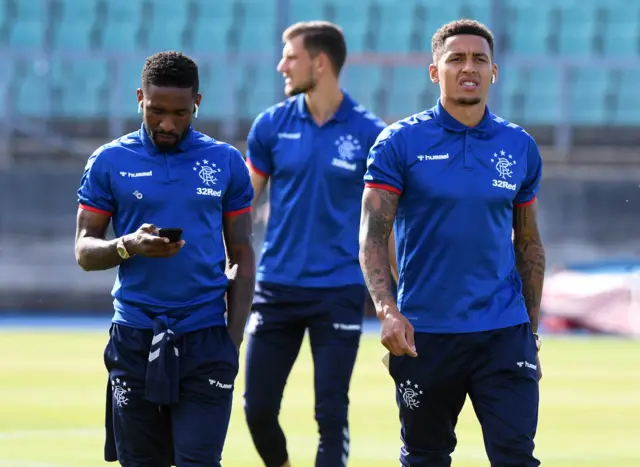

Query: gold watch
<box><xmin>116</xmin><ymin>237</ymin><xmax>131</xmax><ymax>260</ymax></box>
<box><xmin>533</xmin><ymin>333</ymin><xmax>542</xmax><ymax>352</ymax></box>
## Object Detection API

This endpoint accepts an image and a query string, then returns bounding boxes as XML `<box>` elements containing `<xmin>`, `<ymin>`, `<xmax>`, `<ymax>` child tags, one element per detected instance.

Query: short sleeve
<box><xmin>363</xmin><ymin>125</ymin><xmax>405</xmax><ymax>195</ymax></box>
<box><xmin>514</xmin><ymin>136</ymin><xmax>543</xmax><ymax>207</ymax></box>
<box><xmin>77</xmin><ymin>150</ymin><xmax>115</xmax><ymax>216</ymax></box>
<box><xmin>245</xmin><ymin>111</ymin><xmax>273</xmax><ymax>177</ymax></box>
<box><xmin>223</xmin><ymin>147</ymin><xmax>255</xmax><ymax>216</ymax></box>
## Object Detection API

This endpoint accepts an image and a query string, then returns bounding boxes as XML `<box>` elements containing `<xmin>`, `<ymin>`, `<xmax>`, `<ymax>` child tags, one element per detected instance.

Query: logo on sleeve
<box><xmin>491</xmin><ymin>149</ymin><xmax>517</xmax><ymax>191</ymax></box>
<box><xmin>332</xmin><ymin>135</ymin><xmax>360</xmax><ymax>172</ymax></box>
<box><xmin>194</xmin><ymin>159</ymin><xmax>222</xmax><ymax>197</ymax></box>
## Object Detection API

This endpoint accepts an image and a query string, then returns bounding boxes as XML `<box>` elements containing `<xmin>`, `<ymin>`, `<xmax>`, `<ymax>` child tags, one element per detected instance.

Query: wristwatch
<box><xmin>116</xmin><ymin>237</ymin><xmax>131</xmax><ymax>260</ymax></box>
<box><xmin>533</xmin><ymin>332</ymin><xmax>542</xmax><ymax>352</ymax></box>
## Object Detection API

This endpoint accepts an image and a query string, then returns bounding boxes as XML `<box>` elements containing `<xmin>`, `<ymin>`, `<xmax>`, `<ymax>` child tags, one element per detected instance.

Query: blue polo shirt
<box><xmin>77</xmin><ymin>124</ymin><xmax>254</xmax><ymax>332</ymax></box>
<box><xmin>364</xmin><ymin>100</ymin><xmax>543</xmax><ymax>333</ymax></box>
<box><xmin>246</xmin><ymin>91</ymin><xmax>386</xmax><ymax>288</ymax></box>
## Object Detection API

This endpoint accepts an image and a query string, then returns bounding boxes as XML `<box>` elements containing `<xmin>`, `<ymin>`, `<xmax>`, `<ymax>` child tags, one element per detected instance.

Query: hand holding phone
<box><xmin>158</xmin><ymin>228</ymin><xmax>184</xmax><ymax>243</ymax></box>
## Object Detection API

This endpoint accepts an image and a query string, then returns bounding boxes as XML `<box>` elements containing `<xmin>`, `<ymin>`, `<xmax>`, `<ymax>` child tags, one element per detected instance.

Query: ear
<box><xmin>194</xmin><ymin>93</ymin><xmax>202</xmax><ymax>108</ymax></box>
<box><xmin>428</xmin><ymin>63</ymin><xmax>439</xmax><ymax>83</ymax></box>
<box><xmin>136</xmin><ymin>88</ymin><xmax>143</xmax><ymax>104</ymax></box>
<box><xmin>491</xmin><ymin>63</ymin><xmax>498</xmax><ymax>84</ymax></box>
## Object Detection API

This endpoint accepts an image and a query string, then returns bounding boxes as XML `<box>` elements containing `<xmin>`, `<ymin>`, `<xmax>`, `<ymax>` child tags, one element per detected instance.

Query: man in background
<box><xmin>360</xmin><ymin>20</ymin><xmax>545</xmax><ymax>467</ymax></box>
<box><xmin>243</xmin><ymin>21</ymin><xmax>388</xmax><ymax>467</ymax></box>
<box><xmin>75</xmin><ymin>51</ymin><xmax>255</xmax><ymax>467</ymax></box>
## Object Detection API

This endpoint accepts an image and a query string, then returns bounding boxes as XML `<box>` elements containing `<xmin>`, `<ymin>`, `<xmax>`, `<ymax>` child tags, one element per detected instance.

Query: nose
<box><xmin>277</xmin><ymin>59</ymin><xmax>286</xmax><ymax>74</ymax></box>
<box><xmin>462</xmin><ymin>57</ymin><xmax>477</xmax><ymax>73</ymax></box>
<box><xmin>158</xmin><ymin>117</ymin><xmax>177</xmax><ymax>134</ymax></box>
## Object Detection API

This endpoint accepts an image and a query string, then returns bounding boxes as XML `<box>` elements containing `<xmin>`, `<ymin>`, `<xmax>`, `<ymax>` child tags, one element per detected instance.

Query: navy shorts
<box><xmin>389</xmin><ymin>323</ymin><xmax>540</xmax><ymax>467</ymax></box>
<box><xmin>104</xmin><ymin>324</ymin><xmax>239</xmax><ymax>467</ymax></box>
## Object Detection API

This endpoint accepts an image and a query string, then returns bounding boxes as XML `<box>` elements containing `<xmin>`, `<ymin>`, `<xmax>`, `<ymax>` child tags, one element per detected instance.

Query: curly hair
<box><xmin>432</xmin><ymin>19</ymin><xmax>494</xmax><ymax>61</ymax></box>
<box><xmin>141</xmin><ymin>51</ymin><xmax>199</xmax><ymax>95</ymax></box>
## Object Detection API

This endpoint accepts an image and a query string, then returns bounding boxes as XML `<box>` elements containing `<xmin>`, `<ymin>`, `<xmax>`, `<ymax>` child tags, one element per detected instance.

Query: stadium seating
<box><xmin>0</xmin><ymin>0</ymin><xmax>639</xmax><ymax>124</ymax></box>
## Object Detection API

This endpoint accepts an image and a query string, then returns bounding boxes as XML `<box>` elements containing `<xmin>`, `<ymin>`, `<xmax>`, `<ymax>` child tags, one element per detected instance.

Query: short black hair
<box><xmin>283</xmin><ymin>21</ymin><xmax>347</xmax><ymax>76</ymax></box>
<box><xmin>432</xmin><ymin>19</ymin><xmax>495</xmax><ymax>61</ymax></box>
<box><xmin>141</xmin><ymin>51</ymin><xmax>199</xmax><ymax>95</ymax></box>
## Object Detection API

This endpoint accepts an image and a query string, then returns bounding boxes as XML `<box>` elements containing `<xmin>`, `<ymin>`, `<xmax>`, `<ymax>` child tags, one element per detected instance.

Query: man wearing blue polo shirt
<box><xmin>360</xmin><ymin>20</ymin><xmax>546</xmax><ymax>467</ymax></box>
<box><xmin>243</xmin><ymin>21</ymin><xmax>387</xmax><ymax>467</ymax></box>
<box><xmin>74</xmin><ymin>51</ymin><xmax>255</xmax><ymax>467</ymax></box>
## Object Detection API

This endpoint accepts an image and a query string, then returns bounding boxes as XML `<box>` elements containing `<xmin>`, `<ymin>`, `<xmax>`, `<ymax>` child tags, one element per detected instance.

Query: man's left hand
<box><xmin>536</xmin><ymin>353</ymin><xmax>542</xmax><ymax>381</ymax></box>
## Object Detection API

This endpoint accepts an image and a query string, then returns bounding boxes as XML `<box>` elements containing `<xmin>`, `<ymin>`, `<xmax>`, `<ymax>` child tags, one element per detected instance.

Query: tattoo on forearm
<box><xmin>359</xmin><ymin>189</ymin><xmax>398</xmax><ymax>310</ymax></box>
<box><xmin>513</xmin><ymin>204</ymin><xmax>546</xmax><ymax>332</ymax></box>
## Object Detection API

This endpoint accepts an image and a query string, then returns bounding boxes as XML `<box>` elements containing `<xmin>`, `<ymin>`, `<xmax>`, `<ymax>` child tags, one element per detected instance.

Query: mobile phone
<box><xmin>158</xmin><ymin>228</ymin><xmax>183</xmax><ymax>243</ymax></box>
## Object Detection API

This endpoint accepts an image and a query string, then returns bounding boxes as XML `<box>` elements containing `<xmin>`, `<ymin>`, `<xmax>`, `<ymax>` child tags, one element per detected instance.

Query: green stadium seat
<box><xmin>377</xmin><ymin>3</ymin><xmax>413</xmax><ymax>53</ymax></box>
<box><xmin>194</xmin><ymin>0</ymin><xmax>235</xmax><ymax>21</ymax></box>
<box><xmin>8</xmin><ymin>20</ymin><xmax>47</xmax><ymax>49</ymax></box>
<box><xmin>238</xmin><ymin>20</ymin><xmax>277</xmax><ymax>53</ymax></box>
<box><xmin>110</xmin><ymin>60</ymin><xmax>144</xmax><ymax>117</ymax></box>
<box><xmin>190</xmin><ymin>22</ymin><xmax>230</xmax><ymax>53</ymax></box>
<box><xmin>342</xmin><ymin>64</ymin><xmax>383</xmax><ymax>115</ymax></box>
<box><xmin>568</xmin><ymin>67</ymin><xmax>608</xmax><ymax>124</ymax></box>
<box><xmin>289</xmin><ymin>1</ymin><xmax>324</xmax><ymax>24</ymax></box>
<box><xmin>102</xmin><ymin>20</ymin><xmax>140</xmax><ymax>52</ymax></box>
<box><xmin>388</xmin><ymin>66</ymin><xmax>433</xmax><ymax>118</ymax></box>
<box><xmin>107</xmin><ymin>0</ymin><xmax>144</xmax><ymax>24</ymax></box>
<box><xmin>523</xmin><ymin>68</ymin><xmax>561</xmax><ymax>124</ymax></box>
<box><xmin>15</xmin><ymin>0</ymin><xmax>48</xmax><ymax>20</ymax></box>
<box><xmin>505</xmin><ymin>4</ymin><xmax>551</xmax><ymax>55</ymax></box>
<box><xmin>237</xmin><ymin>64</ymin><xmax>280</xmax><ymax>119</ymax></box>
<box><xmin>147</xmin><ymin>20</ymin><xmax>186</xmax><ymax>51</ymax></box>
<box><xmin>52</xmin><ymin>20</ymin><xmax>93</xmax><ymax>51</ymax></box>
<box><xmin>603</xmin><ymin>5</ymin><xmax>640</xmax><ymax>57</ymax></box>
<box><xmin>558</xmin><ymin>4</ymin><xmax>597</xmax><ymax>57</ymax></box>
<box><xmin>197</xmin><ymin>64</ymin><xmax>240</xmax><ymax>119</ymax></box>
<box><xmin>331</xmin><ymin>2</ymin><xmax>367</xmax><ymax>53</ymax></box>
<box><xmin>458</xmin><ymin>1</ymin><xmax>492</xmax><ymax>26</ymax></box>
<box><xmin>613</xmin><ymin>69</ymin><xmax>640</xmax><ymax>125</ymax></box>
<box><xmin>14</xmin><ymin>69</ymin><xmax>51</xmax><ymax>117</ymax></box>
<box><xmin>59</xmin><ymin>0</ymin><xmax>97</xmax><ymax>20</ymax></box>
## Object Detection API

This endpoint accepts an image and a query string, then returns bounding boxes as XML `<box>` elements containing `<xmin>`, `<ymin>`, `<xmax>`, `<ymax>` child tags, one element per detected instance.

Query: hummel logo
<box><xmin>417</xmin><ymin>153</ymin><xmax>449</xmax><ymax>161</ymax></box>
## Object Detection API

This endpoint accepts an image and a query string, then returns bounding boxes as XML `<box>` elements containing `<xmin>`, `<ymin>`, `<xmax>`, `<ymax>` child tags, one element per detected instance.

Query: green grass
<box><xmin>1</xmin><ymin>331</ymin><xmax>639</xmax><ymax>466</ymax></box>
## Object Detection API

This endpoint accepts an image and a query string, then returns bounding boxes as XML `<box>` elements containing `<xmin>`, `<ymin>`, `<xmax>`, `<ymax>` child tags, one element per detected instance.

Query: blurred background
<box><xmin>0</xmin><ymin>1</ymin><xmax>639</xmax><ymax>466</ymax></box>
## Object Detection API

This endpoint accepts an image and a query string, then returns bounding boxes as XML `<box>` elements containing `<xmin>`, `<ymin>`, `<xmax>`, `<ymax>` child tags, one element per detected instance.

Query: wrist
<box><xmin>376</xmin><ymin>300</ymin><xmax>399</xmax><ymax>321</ymax></box>
<box><xmin>122</xmin><ymin>234</ymin><xmax>137</xmax><ymax>256</ymax></box>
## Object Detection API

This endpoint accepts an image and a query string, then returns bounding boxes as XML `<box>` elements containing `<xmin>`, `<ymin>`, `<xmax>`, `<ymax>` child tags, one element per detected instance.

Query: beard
<box><xmin>146</xmin><ymin>126</ymin><xmax>189</xmax><ymax>152</ymax></box>
<box><xmin>455</xmin><ymin>96</ymin><xmax>482</xmax><ymax>106</ymax></box>
<box><xmin>286</xmin><ymin>80</ymin><xmax>316</xmax><ymax>96</ymax></box>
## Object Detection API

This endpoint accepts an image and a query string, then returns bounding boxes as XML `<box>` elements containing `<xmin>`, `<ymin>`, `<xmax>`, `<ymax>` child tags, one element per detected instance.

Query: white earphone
<box><xmin>491</xmin><ymin>74</ymin><xmax>496</xmax><ymax>84</ymax></box>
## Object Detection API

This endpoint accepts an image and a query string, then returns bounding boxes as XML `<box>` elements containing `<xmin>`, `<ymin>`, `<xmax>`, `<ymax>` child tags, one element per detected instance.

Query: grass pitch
<box><xmin>0</xmin><ymin>329</ymin><xmax>639</xmax><ymax>466</ymax></box>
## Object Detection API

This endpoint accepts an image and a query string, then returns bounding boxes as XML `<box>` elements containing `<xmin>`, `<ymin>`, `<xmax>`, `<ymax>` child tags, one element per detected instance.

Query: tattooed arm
<box><xmin>359</xmin><ymin>187</ymin><xmax>399</xmax><ymax>314</ymax></box>
<box><xmin>223</xmin><ymin>211</ymin><xmax>256</xmax><ymax>350</ymax></box>
<box><xmin>513</xmin><ymin>200</ymin><xmax>546</xmax><ymax>333</ymax></box>
<box><xmin>389</xmin><ymin>228</ymin><xmax>399</xmax><ymax>284</ymax></box>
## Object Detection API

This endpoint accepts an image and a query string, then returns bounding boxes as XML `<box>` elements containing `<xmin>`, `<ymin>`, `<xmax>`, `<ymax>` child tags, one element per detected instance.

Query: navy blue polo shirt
<box><xmin>77</xmin><ymin>124</ymin><xmax>254</xmax><ymax>332</ymax></box>
<box><xmin>364</xmin><ymin>100</ymin><xmax>543</xmax><ymax>333</ymax></box>
<box><xmin>246</xmin><ymin>91</ymin><xmax>386</xmax><ymax>288</ymax></box>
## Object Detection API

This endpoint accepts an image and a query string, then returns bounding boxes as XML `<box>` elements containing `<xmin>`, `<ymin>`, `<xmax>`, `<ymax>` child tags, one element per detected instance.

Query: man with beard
<box><xmin>243</xmin><ymin>21</ymin><xmax>388</xmax><ymax>467</ymax></box>
<box><xmin>359</xmin><ymin>20</ymin><xmax>546</xmax><ymax>467</ymax></box>
<box><xmin>75</xmin><ymin>51</ymin><xmax>256</xmax><ymax>467</ymax></box>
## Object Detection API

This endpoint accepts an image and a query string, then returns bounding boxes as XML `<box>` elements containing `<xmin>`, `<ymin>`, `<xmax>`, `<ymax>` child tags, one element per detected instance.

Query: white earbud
<box><xmin>137</xmin><ymin>101</ymin><xmax>143</xmax><ymax>113</ymax></box>
<box><xmin>491</xmin><ymin>75</ymin><xmax>495</xmax><ymax>84</ymax></box>
<box><xmin>193</xmin><ymin>103</ymin><xmax>199</xmax><ymax>119</ymax></box>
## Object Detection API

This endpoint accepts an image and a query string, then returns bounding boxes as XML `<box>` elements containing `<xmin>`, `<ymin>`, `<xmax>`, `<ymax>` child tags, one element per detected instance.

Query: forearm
<box><xmin>360</xmin><ymin>239</ymin><xmax>396</xmax><ymax>315</ymax></box>
<box><xmin>514</xmin><ymin>237</ymin><xmax>546</xmax><ymax>333</ymax></box>
<box><xmin>226</xmin><ymin>246</ymin><xmax>256</xmax><ymax>345</ymax></box>
<box><xmin>76</xmin><ymin>236</ymin><xmax>125</xmax><ymax>271</ymax></box>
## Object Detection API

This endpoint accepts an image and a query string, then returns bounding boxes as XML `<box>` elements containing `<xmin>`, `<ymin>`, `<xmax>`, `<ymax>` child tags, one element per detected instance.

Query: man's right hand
<box><xmin>379</xmin><ymin>304</ymin><xmax>418</xmax><ymax>357</ymax></box>
<box><xmin>124</xmin><ymin>224</ymin><xmax>185</xmax><ymax>258</ymax></box>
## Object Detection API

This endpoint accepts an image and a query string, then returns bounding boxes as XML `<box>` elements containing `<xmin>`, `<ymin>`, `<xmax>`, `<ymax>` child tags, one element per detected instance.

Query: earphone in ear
<box><xmin>193</xmin><ymin>103</ymin><xmax>199</xmax><ymax>119</ymax></box>
<box><xmin>491</xmin><ymin>75</ymin><xmax>496</xmax><ymax>84</ymax></box>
